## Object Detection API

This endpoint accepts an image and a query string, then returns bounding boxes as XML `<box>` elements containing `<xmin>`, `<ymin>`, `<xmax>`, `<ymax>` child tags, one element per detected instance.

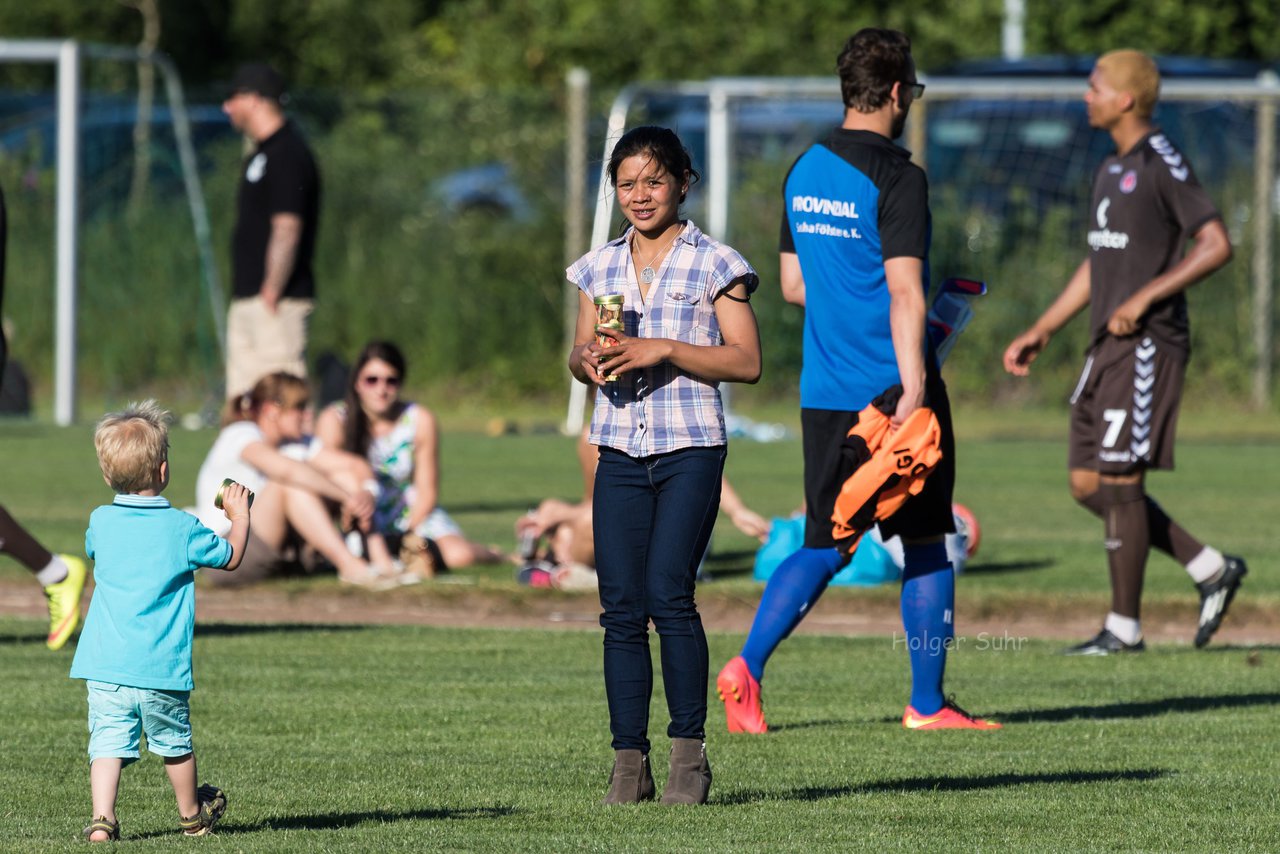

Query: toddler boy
<box><xmin>70</xmin><ymin>400</ymin><xmax>250</xmax><ymax>841</ymax></box>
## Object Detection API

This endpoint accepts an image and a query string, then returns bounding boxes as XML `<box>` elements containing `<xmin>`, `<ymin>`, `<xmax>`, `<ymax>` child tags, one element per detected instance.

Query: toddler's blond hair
<box><xmin>95</xmin><ymin>399</ymin><xmax>171</xmax><ymax>493</ymax></box>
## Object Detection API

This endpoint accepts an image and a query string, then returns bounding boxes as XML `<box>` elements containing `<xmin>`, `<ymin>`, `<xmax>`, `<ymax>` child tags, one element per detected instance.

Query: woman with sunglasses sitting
<box><xmin>314</xmin><ymin>341</ymin><xmax>506</xmax><ymax>573</ymax></box>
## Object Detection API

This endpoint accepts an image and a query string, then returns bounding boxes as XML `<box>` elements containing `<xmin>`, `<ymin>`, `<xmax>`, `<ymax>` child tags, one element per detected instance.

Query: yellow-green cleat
<box><xmin>44</xmin><ymin>554</ymin><xmax>86</xmax><ymax>651</ymax></box>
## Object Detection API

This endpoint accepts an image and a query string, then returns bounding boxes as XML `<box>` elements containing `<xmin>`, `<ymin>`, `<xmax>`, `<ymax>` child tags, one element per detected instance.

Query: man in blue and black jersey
<box><xmin>717</xmin><ymin>28</ymin><xmax>1001</xmax><ymax>733</ymax></box>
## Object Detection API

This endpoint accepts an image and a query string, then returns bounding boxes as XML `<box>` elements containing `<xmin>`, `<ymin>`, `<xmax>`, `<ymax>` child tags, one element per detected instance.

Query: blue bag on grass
<box><xmin>753</xmin><ymin>516</ymin><xmax>901</xmax><ymax>587</ymax></box>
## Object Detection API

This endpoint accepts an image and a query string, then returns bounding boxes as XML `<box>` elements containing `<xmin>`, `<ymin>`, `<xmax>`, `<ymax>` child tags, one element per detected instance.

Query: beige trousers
<box><xmin>225</xmin><ymin>296</ymin><xmax>315</xmax><ymax>400</ymax></box>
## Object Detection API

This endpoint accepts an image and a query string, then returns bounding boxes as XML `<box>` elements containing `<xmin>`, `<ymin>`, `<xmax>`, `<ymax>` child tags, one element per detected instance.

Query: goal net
<box><xmin>0</xmin><ymin>41</ymin><xmax>227</xmax><ymax>424</ymax></box>
<box><xmin>567</xmin><ymin>72</ymin><xmax>1275</xmax><ymax>429</ymax></box>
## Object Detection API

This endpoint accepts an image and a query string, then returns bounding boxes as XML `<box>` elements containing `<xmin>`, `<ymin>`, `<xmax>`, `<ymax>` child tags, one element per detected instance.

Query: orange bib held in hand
<box><xmin>831</xmin><ymin>397</ymin><xmax>943</xmax><ymax>555</ymax></box>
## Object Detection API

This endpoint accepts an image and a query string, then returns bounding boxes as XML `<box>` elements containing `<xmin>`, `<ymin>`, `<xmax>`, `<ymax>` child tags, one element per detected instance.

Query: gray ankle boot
<box><xmin>601</xmin><ymin>749</ymin><xmax>655</xmax><ymax>804</ymax></box>
<box><xmin>660</xmin><ymin>738</ymin><xmax>712</xmax><ymax>805</ymax></box>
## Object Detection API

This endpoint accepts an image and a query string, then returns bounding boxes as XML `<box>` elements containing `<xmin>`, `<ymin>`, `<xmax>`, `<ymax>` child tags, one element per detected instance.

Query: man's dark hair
<box><xmin>837</xmin><ymin>28</ymin><xmax>914</xmax><ymax>113</ymax></box>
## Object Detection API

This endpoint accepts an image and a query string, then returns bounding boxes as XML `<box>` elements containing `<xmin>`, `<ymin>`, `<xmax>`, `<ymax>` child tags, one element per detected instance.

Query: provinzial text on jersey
<box><xmin>791</xmin><ymin>195</ymin><xmax>861</xmax><ymax>218</ymax></box>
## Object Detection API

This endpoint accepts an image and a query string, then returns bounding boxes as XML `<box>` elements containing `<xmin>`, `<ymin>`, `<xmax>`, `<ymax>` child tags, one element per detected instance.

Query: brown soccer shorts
<box><xmin>1068</xmin><ymin>334</ymin><xmax>1187</xmax><ymax>475</ymax></box>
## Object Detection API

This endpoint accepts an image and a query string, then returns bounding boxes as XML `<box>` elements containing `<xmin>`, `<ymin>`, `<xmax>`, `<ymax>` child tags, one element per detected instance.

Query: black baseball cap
<box><xmin>228</xmin><ymin>63</ymin><xmax>287</xmax><ymax>103</ymax></box>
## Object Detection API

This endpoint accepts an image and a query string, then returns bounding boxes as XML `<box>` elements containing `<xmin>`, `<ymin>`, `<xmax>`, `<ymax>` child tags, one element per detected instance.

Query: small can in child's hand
<box><xmin>214</xmin><ymin>477</ymin><xmax>254</xmax><ymax>510</ymax></box>
<box><xmin>593</xmin><ymin>294</ymin><xmax>625</xmax><ymax>382</ymax></box>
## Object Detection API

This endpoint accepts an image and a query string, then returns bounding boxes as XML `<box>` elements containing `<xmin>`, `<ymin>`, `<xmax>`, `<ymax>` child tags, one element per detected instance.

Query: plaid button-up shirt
<box><xmin>567</xmin><ymin>221</ymin><xmax>758</xmax><ymax>458</ymax></box>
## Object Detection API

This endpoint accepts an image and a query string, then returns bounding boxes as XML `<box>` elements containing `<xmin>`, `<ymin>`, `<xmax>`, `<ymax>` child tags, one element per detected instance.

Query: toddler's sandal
<box><xmin>83</xmin><ymin>816</ymin><xmax>120</xmax><ymax>842</ymax></box>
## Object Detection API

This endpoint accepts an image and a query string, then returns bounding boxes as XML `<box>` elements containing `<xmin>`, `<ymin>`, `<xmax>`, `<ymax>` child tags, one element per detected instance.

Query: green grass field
<box><xmin>2</xmin><ymin>409</ymin><xmax>1278</xmax><ymax>851</ymax></box>
<box><xmin>4</xmin><ymin>622</ymin><xmax>1279</xmax><ymax>851</ymax></box>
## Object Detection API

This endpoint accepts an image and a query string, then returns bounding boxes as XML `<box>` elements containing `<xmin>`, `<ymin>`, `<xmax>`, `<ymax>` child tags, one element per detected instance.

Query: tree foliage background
<box><xmin>0</xmin><ymin>0</ymin><xmax>1275</xmax><ymax>96</ymax></box>
<box><xmin>0</xmin><ymin>1</ymin><xmax>1276</xmax><ymax>412</ymax></box>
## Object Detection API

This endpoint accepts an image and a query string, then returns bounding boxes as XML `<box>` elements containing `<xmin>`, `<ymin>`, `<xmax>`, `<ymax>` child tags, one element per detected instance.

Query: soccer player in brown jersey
<box><xmin>1002</xmin><ymin>50</ymin><xmax>1246</xmax><ymax>654</ymax></box>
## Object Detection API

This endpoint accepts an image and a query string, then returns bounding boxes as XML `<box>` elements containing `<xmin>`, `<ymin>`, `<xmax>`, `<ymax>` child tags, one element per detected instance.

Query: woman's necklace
<box><xmin>634</xmin><ymin>227</ymin><xmax>681</xmax><ymax>285</ymax></box>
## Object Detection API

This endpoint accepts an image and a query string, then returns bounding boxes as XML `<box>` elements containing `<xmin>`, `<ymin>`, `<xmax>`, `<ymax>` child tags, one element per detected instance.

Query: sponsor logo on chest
<box><xmin>1087</xmin><ymin>196</ymin><xmax>1129</xmax><ymax>250</ymax></box>
<box><xmin>790</xmin><ymin>194</ymin><xmax>863</xmax><ymax>239</ymax></box>
<box><xmin>791</xmin><ymin>195</ymin><xmax>860</xmax><ymax>218</ymax></box>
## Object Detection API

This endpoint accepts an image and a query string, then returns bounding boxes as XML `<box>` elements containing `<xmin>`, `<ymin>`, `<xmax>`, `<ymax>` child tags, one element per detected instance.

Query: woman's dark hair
<box><xmin>607</xmin><ymin>126</ymin><xmax>700</xmax><ymax>204</ymax></box>
<box><xmin>343</xmin><ymin>340</ymin><xmax>407</xmax><ymax>457</ymax></box>
<box><xmin>837</xmin><ymin>28</ymin><xmax>913</xmax><ymax>113</ymax></box>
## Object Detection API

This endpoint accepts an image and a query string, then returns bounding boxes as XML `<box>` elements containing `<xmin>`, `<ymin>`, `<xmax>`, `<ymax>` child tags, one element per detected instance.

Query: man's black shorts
<box><xmin>801</xmin><ymin>380</ymin><xmax>956</xmax><ymax>550</ymax></box>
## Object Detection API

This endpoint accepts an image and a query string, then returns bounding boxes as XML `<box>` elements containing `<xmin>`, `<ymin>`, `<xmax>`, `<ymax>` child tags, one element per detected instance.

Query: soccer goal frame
<box><xmin>0</xmin><ymin>39</ymin><xmax>223</xmax><ymax>425</ymax></box>
<box><xmin>565</xmin><ymin>72</ymin><xmax>1279</xmax><ymax>434</ymax></box>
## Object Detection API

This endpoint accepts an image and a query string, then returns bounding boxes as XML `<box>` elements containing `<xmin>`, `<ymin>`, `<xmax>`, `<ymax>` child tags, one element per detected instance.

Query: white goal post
<box><xmin>565</xmin><ymin>72</ymin><xmax>1279</xmax><ymax>433</ymax></box>
<box><xmin>0</xmin><ymin>39</ymin><xmax>223</xmax><ymax>426</ymax></box>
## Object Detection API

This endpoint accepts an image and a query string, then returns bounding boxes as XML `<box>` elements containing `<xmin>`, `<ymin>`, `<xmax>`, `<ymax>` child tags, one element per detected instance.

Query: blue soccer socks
<box><xmin>739</xmin><ymin>547</ymin><xmax>846</xmax><ymax>680</ymax></box>
<box><xmin>900</xmin><ymin>541</ymin><xmax>954</xmax><ymax>716</ymax></box>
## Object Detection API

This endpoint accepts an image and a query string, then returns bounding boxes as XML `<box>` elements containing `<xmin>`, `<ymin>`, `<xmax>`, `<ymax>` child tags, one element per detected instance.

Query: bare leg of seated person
<box><xmin>316</xmin><ymin>458</ymin><xmax>398</xmax><ymax>574</ymax></box>
<box><xmin>210</xmin><ymin>481</ymin><xmax>381</xmax><ymax>586</ymax></box>
<box><xmin>434</xmin><ymin>533</ymin><xmax>507</xmax><ymax>569</ymax></box>
<box><xmin>550</xmin><ymin>510</ymin><xmax>595</xmax><ymax>569</ymax></box>
<box><xmin>278</xmin><ymin>484</ymin><xmax>387</xmax><ymax>583</ymax></box>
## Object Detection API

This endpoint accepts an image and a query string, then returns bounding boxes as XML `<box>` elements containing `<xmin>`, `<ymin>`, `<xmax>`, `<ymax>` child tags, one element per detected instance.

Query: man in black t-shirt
<box><xmin>221</xmin><ymin>63</ymin><xmax>321</xmax><ymax>404</ymax></box>
<box><xmin>1003</xmin><ymin>50</ymin><xmax>1245</xmax><ymax>654</ymax></box>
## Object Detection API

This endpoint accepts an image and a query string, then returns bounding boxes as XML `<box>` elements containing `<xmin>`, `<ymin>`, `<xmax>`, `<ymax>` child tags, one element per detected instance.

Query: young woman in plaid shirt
<box><xmin>568</xmin><ymin>126</ymin><xmax>761</xmax><ymax>805</ymax></box>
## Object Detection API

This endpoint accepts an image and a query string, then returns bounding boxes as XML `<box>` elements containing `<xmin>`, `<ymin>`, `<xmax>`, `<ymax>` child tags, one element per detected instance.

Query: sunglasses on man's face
<box><xmin>905</xmin><ymin>80</ymin><xmax>925</xmax><ymax>99</ymax></box>
<box><xmin>360</xmin><ymin>374</ymin><xmax>401</xmax><ymax>389</ymax></box>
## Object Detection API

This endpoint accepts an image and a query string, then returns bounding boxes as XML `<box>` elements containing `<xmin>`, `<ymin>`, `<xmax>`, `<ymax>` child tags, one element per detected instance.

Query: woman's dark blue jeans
<box><xmin>593</xmin><ymin>445</ymin><xmax>726</xmax><ymax>753</ymax></box>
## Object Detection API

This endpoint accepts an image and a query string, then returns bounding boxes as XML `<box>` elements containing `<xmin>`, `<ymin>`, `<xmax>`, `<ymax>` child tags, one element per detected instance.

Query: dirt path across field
<box><xmin>2</xmin><ymin>578</ymin><xmax>1275</xmax><ymax>648</ymax></box>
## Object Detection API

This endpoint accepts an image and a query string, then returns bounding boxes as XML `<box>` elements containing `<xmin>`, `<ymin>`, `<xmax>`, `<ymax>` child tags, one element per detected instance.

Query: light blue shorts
<box><xmin>86</xmin><ymin>681</ymin><xmax>193</xmax><ymax>765</ymax></box>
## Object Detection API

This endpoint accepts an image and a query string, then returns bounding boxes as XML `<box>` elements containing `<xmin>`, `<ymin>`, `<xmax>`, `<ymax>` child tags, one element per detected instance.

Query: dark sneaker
<box><xmin>1063</xmin><ymin>628</ymin><xmax>1145</xmax><ymax>656</ymax></box>
<box><xmin>1194</xmin><ymin>555</ymin><xmax>1248</xmax><ymax>648</ymax></box>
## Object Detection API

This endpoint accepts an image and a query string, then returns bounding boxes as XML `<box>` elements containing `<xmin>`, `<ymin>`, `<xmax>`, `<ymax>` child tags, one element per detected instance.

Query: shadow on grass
<box><xmin>194</xmin><ymin>623</ymin><xmax>370</xmax><ymax>638</ymax></box>
<box><xmin>130</xmin><ymin>805</ymin><xmax>516</xmax><ymax>839</ymax></box>
<box><xmin>704</xmin><ymin>546</ymin><xmax>763</xmax><ymax>581</ymax></box>
<box><xmin>996</xmin><ymin>692</ymin><xmax>1280</xmax><ymax>724</ymax></box>
<box><xmin>0</xmin><ymin>631</ymin><xmax>46</xmax><ymax>646</ymax></box>
<box><xmin>448</xmin><ymin>499</ymin><xmax>541</xmax><ymax>514</ymax></box>
<box><xmin>767</xmin><ymin>719</ymin><xmax>850</xmax><ymax>733</ymax></box>
<box><xmin>962</xmin><ymin>558</ymin><xmax>1055</xmax><ymax>574</ymax></box>
<box><xmin>704</xmin><ymin>555</ymin><xmax>1057</xmax><ymax>581</ymax></box>
<box><xmin>1199</xmin><ymin>645</ymin><xmax>1280</xmax><ymax>654</ymax></box>
<box><xmin>719</xmin><ymin>768</ymin><xmax>1168</xmax><ymax>804</ymax></box>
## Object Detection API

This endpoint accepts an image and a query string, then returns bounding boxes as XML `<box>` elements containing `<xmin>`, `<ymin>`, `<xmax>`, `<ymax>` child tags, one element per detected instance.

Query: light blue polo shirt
<box><xmin>70</xmin><ymin>495</ymin><xmax>232</xmax><ymax>691</ymax></box>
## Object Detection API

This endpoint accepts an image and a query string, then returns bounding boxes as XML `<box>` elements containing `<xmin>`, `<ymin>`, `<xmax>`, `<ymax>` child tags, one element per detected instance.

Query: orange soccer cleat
<box><xmin>902</xmin><ymin>698</ymin><xmax>1003</xmax><ymax>731</ymax></box>
<box><xmin>716</xmin><ymin>656</ymin><xmax>767</xmax><ymax>734</ymax></box>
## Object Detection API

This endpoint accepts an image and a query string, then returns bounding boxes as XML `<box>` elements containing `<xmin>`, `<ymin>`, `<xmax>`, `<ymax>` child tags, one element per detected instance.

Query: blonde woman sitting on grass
<box><xmin>195</xmin><ymin>372</ymin><xmax>402</xmax><ymax>589</ymax></box>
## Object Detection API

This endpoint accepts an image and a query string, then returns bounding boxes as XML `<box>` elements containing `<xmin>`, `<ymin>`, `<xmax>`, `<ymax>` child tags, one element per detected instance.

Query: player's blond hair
<box><xmin>1096</xmin><ymin>50</ymin><xmax>1160</xmax><ymax>119</ymax></box>
<box><xmin>94</xmin><ymin>399</ymin><xmax>171</xmax><ymax>493</ymax></box>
